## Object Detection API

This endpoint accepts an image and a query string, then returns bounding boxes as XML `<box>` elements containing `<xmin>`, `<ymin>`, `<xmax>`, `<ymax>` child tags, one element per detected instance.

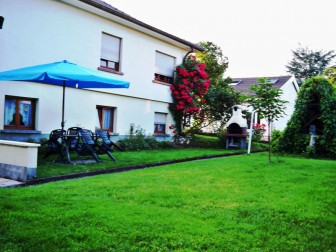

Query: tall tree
<box><xmin>247</xmin><ymin>78</ymin><xmax>288</xmax><ymax>163</ymax></box>
<box><xmin>195</xmin><ymin>41</ymin><xmax>240</xmax><ymax>130</ymax></box>
<box><xmin>286</xmin><ymin>45</ymin><xmax>336</xmax><ymax>85</ymax></box>
<box><xmin>196</xmin><ymin>41</ymin><xmax>229</xmax><ymax>84</ymax></box>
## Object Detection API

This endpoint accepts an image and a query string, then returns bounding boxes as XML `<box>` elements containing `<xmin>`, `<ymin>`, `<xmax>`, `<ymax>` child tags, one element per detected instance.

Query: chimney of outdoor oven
<box><xmin>225</xmin><ymin>105</ymin><xmax>247</xmax><ymax>149</ymax></box>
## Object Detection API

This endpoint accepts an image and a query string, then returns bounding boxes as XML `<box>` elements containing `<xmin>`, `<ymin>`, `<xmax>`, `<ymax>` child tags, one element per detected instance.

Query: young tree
<box><xmin>247</xmin><ymin>78</ymin><xmax>288</xmax><ymax>163</ymax></box>
<box><xmin>286</xmin><ymin>45</ymin><xmax>336</xmax><ymax>85</ymax></box>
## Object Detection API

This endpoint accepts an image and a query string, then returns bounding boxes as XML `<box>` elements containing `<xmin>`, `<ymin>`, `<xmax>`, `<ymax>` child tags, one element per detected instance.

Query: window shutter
<box><xmin>101</xmin><ymin>33</ymin><xmax>120</xmax><ymax>62</ymax></box>
<box><xmin>154</xmin><ymin>113</ymin><xmax>166</xmax><ymax>124</ymax></box>
<box><xmin>155</xmin><ymin>52</ymin><xmax>175</xmax><ymax>77</ymax></box>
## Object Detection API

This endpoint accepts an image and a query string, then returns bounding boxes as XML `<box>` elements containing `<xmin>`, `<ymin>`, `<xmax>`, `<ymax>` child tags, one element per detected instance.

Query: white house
<box><xmin>0</xmin><ymin>0</ymin><xmax>203</xmax><ymax>141</ymax></box>
<box><xmin>230</xmin><ymin>76</ymin><xmax>300</xmax><ymax>137</ymax></box>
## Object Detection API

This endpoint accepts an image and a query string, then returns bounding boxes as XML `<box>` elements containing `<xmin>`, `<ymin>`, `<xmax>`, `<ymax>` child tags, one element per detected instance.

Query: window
<box><xmin>96</xmin><ymin>106</ymin><xmax>115</xmax><ymax>132</ymax></box>
<box><xmin>154</xmin><ymin>112</ymin><xmax>167</xmax><ymax>134</ymax></box>
<box><xmin>99</xmin><ymin>33</ymin><xmax>121</xmax><ymax>72</ymax></box>
<box><xmin>154</xmin><ymin>51</ymin><xmax>175</xmax><ymax>84</ymax></box>
<box><xmin>4</xmin><ymin>96</ymin><xmax>36</xmax><ymax>130</ymax></box>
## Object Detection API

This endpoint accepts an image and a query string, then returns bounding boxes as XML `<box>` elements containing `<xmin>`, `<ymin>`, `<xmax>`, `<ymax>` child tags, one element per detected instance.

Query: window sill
<box><xmin>1</xmin><ymin>130</ymin><xmax>42</xmax><ymax>134</ymax></box>
<box><xmin>154</xmin><ymin>134</ymin><xmax>170</xmax><ymax>137</ymax></box>
<box><xmin>98</xmin><ymin>67</ymin><xmax>124</xmax><ymax>75</ymax></box>
<box><xmin>152</xmin><ymin>80</ymin><xmax>172</xmax><ymax>86</ymax></box>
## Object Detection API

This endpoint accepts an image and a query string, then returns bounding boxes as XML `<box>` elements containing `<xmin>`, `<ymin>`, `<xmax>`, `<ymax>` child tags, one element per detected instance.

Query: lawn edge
<box><xmin>17</xmin><ymin>150</ymin><xmax>265</xmax><ymax>187</ymax></box>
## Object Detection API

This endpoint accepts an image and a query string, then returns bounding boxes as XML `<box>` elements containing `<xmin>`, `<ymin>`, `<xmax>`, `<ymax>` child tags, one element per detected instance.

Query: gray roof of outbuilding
<box><xmin>231</xmin><ymin>76</ymin><xmax>292</xmax><ymax>95</ymax></box>
<box><xmin>78</xmin><ymin>0</ymin><xmax>204</xmax><ymax>51</ymax></box>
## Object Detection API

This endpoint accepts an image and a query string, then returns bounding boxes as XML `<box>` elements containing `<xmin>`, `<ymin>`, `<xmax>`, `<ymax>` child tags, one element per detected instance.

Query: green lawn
<box><xmin>1</xmin><ymin>153</ymin><xmax>335</xmax><ymax>251</ymax></box>
<box><xmin>37</xmin><ymin>148</ymin><xmax>241</xmax><ymax>178</ymax></box>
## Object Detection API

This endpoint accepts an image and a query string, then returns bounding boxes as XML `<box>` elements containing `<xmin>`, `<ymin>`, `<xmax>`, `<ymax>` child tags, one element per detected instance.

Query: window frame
<box><xmin>4</xmin><ymin>96</ymin><xmax>36</xmax><ymax>130</ymax></box>
<box><xmin>154</xmin><ymin>51</ymin><xmax>175</xmax><ymax>85</ymax></box>
<box><xmin>96</xmin><ymin>105</ymin><xmax>115</xmax><ymax>132</ymax></box>
<box><xmin>99</xmin><ymin>33</ymin><xmax>122</xmax><ymax>74</ymax></box>
<box><xmin>154</xmin><ymin>112</ymin><xmax>167</xmax><ymax>134</ymax></box>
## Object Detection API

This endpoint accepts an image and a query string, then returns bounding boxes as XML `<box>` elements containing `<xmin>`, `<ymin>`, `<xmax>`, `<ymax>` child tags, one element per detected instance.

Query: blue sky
<box><xmin>107</xmin><ymin>0</ymin><xmax>336</xmax><ymax>78</ymax></box>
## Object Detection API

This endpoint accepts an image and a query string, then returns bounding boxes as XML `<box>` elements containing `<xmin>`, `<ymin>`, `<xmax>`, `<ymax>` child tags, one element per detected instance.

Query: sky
<box><xmin>106</xmin><ymin>0</ymin><xmax>336</xmax><ymax>78</ymax></box>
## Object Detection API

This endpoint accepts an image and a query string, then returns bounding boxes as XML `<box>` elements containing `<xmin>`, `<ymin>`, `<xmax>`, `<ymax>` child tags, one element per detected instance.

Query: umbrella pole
<box><xmin>61</xmin><ymin>80</ymin><xmax>65</xmax><ymax>132</ymax></box>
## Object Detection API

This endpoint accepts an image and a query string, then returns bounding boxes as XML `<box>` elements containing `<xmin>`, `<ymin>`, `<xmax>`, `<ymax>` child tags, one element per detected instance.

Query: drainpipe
<box><xmin>248</xmin><ymin>110</ymin><xmax>256</xmax><ymax>154</ymax></box>
<box><xmin>183</xmin><ymin>47</ymin><xmax>194</xmax><ymax>64</ymax></box>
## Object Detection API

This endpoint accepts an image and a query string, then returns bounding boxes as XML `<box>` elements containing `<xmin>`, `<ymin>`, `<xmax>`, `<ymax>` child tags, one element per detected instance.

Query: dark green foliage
<box><xmin>188</xmin><ymin>134</ymin><xmax>221</xmax><ymax>148</ymax></box>
<box><xmin>203</xmin><ymin>78</ymin><xmax>241</xmax><ymax>127</ymax></box>
<box><xmin>286</xmin><ymin>45</ymin><xmax>336</xmax><ymax>85</ymax></box>
<box><xmin>280</xmin><ymin>77</ymin><xmax>336</xmax><ymax>158</ymax></box>
<box><xmin>117</xmin><ymin>124</ymin><xmax>164</xmax><ymax>151</ymax></box>
<box><xmin>270</xmin><ymin>129</ymin><xmax>283</xmax><ymax>153</ymax></box>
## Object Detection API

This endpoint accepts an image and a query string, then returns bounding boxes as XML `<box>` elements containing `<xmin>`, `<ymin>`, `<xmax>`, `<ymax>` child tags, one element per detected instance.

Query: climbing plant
<box><xmin>279</xmin><ymin>76</ymin><xmax>336</xmax><ymax>158</ymax></box>
<box><xmin>169</xmin><ymin>55</ymin><xmax>210</xmax><ymax>136</ymax></box>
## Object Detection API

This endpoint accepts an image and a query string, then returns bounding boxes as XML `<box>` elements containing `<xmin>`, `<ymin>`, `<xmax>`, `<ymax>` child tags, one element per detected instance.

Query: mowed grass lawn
<box><xmin>1</xmin><ymin>153</ymin><xmax>335</xmax><ymax>251</ymax></box>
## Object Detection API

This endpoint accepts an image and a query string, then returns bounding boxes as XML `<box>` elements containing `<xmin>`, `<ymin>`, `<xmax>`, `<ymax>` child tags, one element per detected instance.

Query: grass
<box><xmin>37</xmin><ymin>148</ymin><xmax>241</xmax><ymax>178</ymax></box>
<box><xmin>1</xmin><ymin>153</ymin><xmax>335</xmax><ymax>251</ymax></box>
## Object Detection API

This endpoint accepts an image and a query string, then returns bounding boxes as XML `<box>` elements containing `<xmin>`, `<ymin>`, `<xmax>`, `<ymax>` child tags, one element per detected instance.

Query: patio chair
<box><xmin>75</xmin><ymin>129</ymin><xmax>101</xmax><ymax>163</ymax></box>
<box><xmin>95</xmin><ymin>129</ymin><xmax>120</xmax><ymax>161</ymax></box>
<box><xmin>66</xmin><ymin>127</ymin><xmax>82</xmax><ymax>151</ymax></box>
<box><xmin>43</xmin><ymin>129</ymin><xmax>66</xmax><ymax>159</ymax></box>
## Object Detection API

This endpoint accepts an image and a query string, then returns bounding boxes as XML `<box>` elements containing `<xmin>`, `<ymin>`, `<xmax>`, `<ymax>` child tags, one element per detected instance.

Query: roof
<box><xmin>75</xmin><ymin>0</ymin><xmax>204</xmax><ymax>52</ymax></box>
<box><xmin>230</xmin><ymin>76</ymin><xmax>293</xmax><ymax>95</ymax></box>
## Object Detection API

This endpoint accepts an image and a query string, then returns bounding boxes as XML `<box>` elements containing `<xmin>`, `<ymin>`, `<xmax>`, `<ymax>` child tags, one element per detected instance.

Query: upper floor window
<box><xmin>4</xmin><ymin>96</ymin><xmax>36</xmax><ymax>130</ymax></box>
<box><xmin>96</xmin><ymin>105</ymin><xmax>115</xmax><ymax>132</ymax></box>
<box><xmin>154</xmin><ymin>112</ymin><xmax>167</xmax><ymax>134</ymax></box>
<box><xmin>154</xmin><ymin>51</ymin><xmax>175</xmax><ymax>84</ymax></box>
<box><xmin>99</xmin><ymin>33</ymin><xmax>121</xmax><ymax>73</ymax></box>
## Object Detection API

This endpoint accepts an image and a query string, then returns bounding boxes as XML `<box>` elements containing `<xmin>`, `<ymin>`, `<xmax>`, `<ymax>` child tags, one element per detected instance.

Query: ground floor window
<box><xmin>4</xmin><ymin>96</ymin><xmax>36</xmax><ymax>130</ymax></box>
<box><xmin>154</xmin><ymin>112</ymin><xmax>167</xmax><ymax>134</ymax></box>
<box><xmin>96</xmin><ymin>105</ymin><xmax>115</xmax><ymax>132</ymax></box>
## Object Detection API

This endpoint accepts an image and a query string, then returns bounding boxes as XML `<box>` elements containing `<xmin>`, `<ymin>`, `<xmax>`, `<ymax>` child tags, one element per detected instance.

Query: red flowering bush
<box><xmin>169</xmin><ymin>55</ymin><xmax>210</xmax><ymax>136</ymax></box>
<box><xmin>252</xmin><ymin>123</ymin><xmax>266</xmax><ymax>142</ymax></box>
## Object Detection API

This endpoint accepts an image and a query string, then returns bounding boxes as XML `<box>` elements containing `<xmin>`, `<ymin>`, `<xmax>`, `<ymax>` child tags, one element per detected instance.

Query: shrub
<box><xmin>279</xmin><ymin>77</ymin><xmax>336</xmax><ymax>158</ymax></box>
<box><xmin>270</xmin><ymin>130</ymin><xmax>283</xmax><ymax>153</ymax></box>
<box><xmin>217</xmin><ymin>128</ymin><xmax>227</xmax><ymax>149</ymax></box>
<box><xmin>118</xmin><ymin>124</ymin><xmax>173</xmax><ymax>151</ymax></box>
<box><xmin>189</xmin><ymin>134</ymin><xmax>221</xmax><ymax>148</ymax></box>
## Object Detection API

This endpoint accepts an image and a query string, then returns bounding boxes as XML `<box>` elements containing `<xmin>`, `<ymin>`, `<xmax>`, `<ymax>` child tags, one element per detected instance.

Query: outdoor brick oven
<box><xmin>225</xmin><ymin>105</ymin><xmax>247</xmax><ymax>149</ymax></box>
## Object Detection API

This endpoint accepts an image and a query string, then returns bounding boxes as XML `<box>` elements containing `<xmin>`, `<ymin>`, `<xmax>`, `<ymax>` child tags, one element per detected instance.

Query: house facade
<box><xmin>0</xmin><ymin>0</ymin><xmax>203</xmax><ymax>141</ymax></box>
<box><xmin>231</xmin><ymin>76</ymin><xmax>300</xmax><ymax>137</ymax></box>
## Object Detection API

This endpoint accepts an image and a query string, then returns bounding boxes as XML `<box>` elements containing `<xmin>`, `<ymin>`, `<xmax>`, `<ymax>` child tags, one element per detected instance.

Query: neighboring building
<box><xmin>230</xmin><ymin>76</ymin><xmax>300</xmax><ymax>137</ymax></box>
<box><xmin>0</xmin><ymin>0</ymin><xmax>203</xmax><ymax>141</ymax></box>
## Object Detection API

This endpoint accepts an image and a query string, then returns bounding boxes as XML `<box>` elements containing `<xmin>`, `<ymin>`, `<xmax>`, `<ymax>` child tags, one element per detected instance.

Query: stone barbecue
<box><xmin>225</xmin><ymin>105</ymin><xmax>247</xmax><ymax>149</ymax></box>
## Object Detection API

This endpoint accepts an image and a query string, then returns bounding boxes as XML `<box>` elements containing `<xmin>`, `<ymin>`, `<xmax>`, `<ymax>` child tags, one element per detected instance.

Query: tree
<box><xmin>196</xmin><ymin>41</ymin><xmax>229</xmax><ymax>83</ymax></box>
<box><xmin>247</xmin><ymin>78</ymin><xmax>288</xmax><ymax>163</ymax></box>
<box><xmin>195</xmin><ymin>41</ymin><xmax>240</xmax><ymax>131</ymax></box>
<box><xmin>324</xmin><ymin>65</ymin><xmax>336</xmax><ymax>88</ymax></box>
<box><xmin>286</xmin><ymin>45</ymin><xmax>336</xmax><ymax>85</ymax></box>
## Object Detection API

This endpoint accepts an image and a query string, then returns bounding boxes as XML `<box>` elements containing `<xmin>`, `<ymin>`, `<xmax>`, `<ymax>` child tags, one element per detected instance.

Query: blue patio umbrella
<box><xmin>0</xmin><ymin>60</ymin><xmax>130</xmax><ymax>132</ymax></box>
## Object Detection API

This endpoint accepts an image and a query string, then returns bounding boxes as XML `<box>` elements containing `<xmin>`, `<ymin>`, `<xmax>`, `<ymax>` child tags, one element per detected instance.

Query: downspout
<box><xmin>183</xmin><ymin>47</ymin><xmax>194</xmax><ymax>64</ymax></box>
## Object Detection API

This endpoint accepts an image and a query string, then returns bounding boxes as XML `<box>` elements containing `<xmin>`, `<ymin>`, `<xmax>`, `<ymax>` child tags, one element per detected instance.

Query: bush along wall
<box><xmin>279</xmin><ymin>77</ymin><xmax>336</xmax><ymax>158</ymax></box>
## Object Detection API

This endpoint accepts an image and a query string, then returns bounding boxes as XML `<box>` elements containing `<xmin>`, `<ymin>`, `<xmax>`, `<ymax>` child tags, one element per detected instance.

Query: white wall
<box><xmin>273</xmin><ymin>76</ymin><xmax>299</xmax><ymax>131</ymax></box>
<box><xmin>0</xmin><ymin>0</ymin><xmax>189</xmax><ymax>136</ymax></box>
